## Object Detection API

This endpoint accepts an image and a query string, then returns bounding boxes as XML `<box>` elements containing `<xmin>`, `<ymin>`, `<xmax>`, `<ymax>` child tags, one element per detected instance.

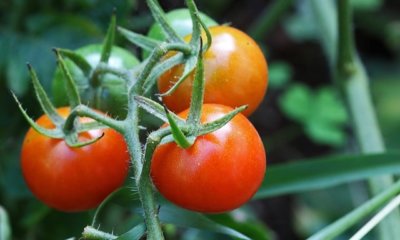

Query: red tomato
<box><xmin>158</xmin><ymin>26</ymin><xmax>268</xmax><ymax>116</ymax></box>
<box><xmin>151</xmin><ymin>104</ymin><xmax>266</xmax><ymax>213</ymax></box>
<box><xmin>21</xmin><ymin>107</ymin><xmax>129</xmax><ymax>212</ymax></box>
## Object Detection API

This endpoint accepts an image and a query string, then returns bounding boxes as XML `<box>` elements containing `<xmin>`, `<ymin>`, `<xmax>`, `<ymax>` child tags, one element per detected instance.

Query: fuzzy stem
<box><xmin>136</xmin><ymin>129</ymin><xmax>170</xmax><ymax>240</ymax></box>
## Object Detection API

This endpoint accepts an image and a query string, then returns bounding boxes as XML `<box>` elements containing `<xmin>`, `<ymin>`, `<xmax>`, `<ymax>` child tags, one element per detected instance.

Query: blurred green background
<box><xmin>0</xmin><ymin>0</ymin><xmax>399</xmax><ymax>239</ymax></box>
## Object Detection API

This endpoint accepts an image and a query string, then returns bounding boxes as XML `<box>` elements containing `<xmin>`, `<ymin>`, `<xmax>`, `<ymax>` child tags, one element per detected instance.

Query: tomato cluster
<box><xmin>21</xmin><ymin>8</ymin><xmax>268</xmax><ymax>214</ymax></box>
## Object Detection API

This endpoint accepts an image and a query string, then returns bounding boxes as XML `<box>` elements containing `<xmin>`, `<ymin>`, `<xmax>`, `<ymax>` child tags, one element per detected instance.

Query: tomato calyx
<box><xmin>14</xmin><ymin>62</ymin><xmax>109</xmax><ymax>148</ymax></box>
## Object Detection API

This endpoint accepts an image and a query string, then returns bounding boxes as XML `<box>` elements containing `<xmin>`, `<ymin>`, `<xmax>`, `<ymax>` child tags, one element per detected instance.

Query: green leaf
<box><xmin>350</xmin><ymin>0</ymin><xmax>383</xmax><ymax>11</ymax></box>
<box><xmin>208</xmin><ymin>209</ymin><xmax>274</xmax><ymax>240</ymax></box>
<box><xmin>134</xmin><ymin>96</ymin><xmax>184</xmax><ymax>124</ymax></box>
<box><xmin>255</xmin><ymin>152</ymin><xmax>400</xmax><ymax>199</ymax></box>
<box><xmin>54</xmin><ymin>49</ymin><xmax>81</xmax><ymax>107</ymax></box>
<box><xmin>164</xmin><ymin>106</ymin><xmax>193</xmax><ymax>149</ymax></box>
<box><xmin>143</xmin><ymin>53</ymin><xmax>185</xmax><ymax>95</ymax></box>
<box><xmin>118</xmin><ymin>27</ymin><xmax>162</xmax><ymax>51</ymax></box>
<box><xmin>146</xmin><ymin>0</ymin><xmax>183</xmax><ymax>43</ymax></box>
<box><xmin>57</xmin><ymin>49</ymin><xmax>92</xmax><ymax>76</ymax></box>
<box><xmin>279</xmin><ymin>84</ymin><xmax>313</xmax><ymax>122</ymax></box>
<box><xmin>268</xmin><ymin>61</ymin><xmax>293</xmax><ymax>88</ymax></box>
<box><xmin>187</xmin><ymin>42</ymin><xmax>204</xmax><ymax>126</ymax></box>
<box><xmin>100</xmin><ymin>12</ymin><xmax>116</xmax><ymax>63</ymax></box>
<box><xmin>313</xmin><ymin>87</ymin><xmax>348</xmax><ymax>125</ymax></box>
<box><xmin>0</xmin><ymin>206</ymin><xmax>11</xmax><ymax>240</ymax></box>
<box><xmin>159</xmin><ymin>205</ymin><xmax>250</xmax><ymax>240</ymax></box>
<box><xmin>159</xmin><ymin>55</ymin><xmax>198</xmax><ymax>97</ymax></box>
<box><xmin>28</xmin><ymin>64</ymin><xmax>64</xmax><ymax>125</ymax></box>
<box><xmin>308</xmin><ymin>178</ymin><xmax>400</xmax><ymax>240</ymax></box>
<box><xmin>305</xmin><ymin>120</ymin><xmax>346</xmax><ymax>146</ymax></box>
<box><xmin>116</xmin><ymin>224</ymin><xmax>146</xmax><ymax>240</ymax></box>
<box><xmin>198</xmin><ymin>106</ymin><xmax>247</xmax><ymax>136</ymax></box>
<box><xmin>12</xmin><ymin>93</ymin><xmax>64</xmax><ymax>139</ymax></box>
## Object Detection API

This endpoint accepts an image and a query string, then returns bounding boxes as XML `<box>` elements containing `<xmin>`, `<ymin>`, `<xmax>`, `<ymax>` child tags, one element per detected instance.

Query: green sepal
<box><xmin>118</xmin><ymin>27</ymin><xmax>162</xmax><ymax>51</ymax></box>
<box><xmin>197</xmin><ymin>105</ymin><xmax>247</xmax><ymax>136</ymax></box>
<box><xmin>158</xmin><ymin>54</ymin><xmax>198</xmax><ymax>97</ymax></box>
<box><xmin>116</xmin><ymin>224</ymin><xmax>146</xmax><ymax>240</ymax></box>
<box><xmin>11</xmin><ymin>92</ymin><xmax>64</xmax><ymax>139</ymax></box>
<box><xmin>159</xmin><ymin>134</ymin><xmax>175</xmax><ymax>145</ymax></box>
<box><xmin>146</xmin><ymin>0</ymin><xmax>183</xmax><ymax>43</ymax></box>
<box><xmin>134</xmin><ymin>96</ymin><xmax>184</xmax><ymax>124</ymax></box>
<box><xmin>185</xmin><ymin>0</ymin><xmax>202</xmax><ymax>46</ymax></box>
<box><xmin>77</xmin><ymin>121</ymin><xmax>109</xmax><ymax>133</ymax></box>
<box><xmin>100</xmin><ymin>10</ymin><xmax>116</xmax><ymax>63</ymax></box>
<box><xmin>57</xmin><ymin>48</ymin><xmax>92</xmax><ymax>76</ymax></box>
<box><xmin>64</xmin><ymin>131</ymin><xmax>105</xmax><ymax>148</ymax></box>
<box><xmin>198</xmin><ymin>14</ymin><xmax>213</xmax><ymax>51</ymax></box>
<box><xmin>143</xmin><ymin>53</ymin><xmax>185</xmax><ymax>95</ymax></box>
<box><xmin>54</xmin><ymin>48</ymin><xmax>82</xmax><ymax>108</ymax></box>
<box><xmin>187</xmin><ymin>39</ymin><xmax>204</xmax><ymax>126</ymax></box>
<box><xmin>164</xmin><ymin>105</ymin><xmax>193</xmax><ymax>149</ymax></box>
<box><xmin>82</xmin><ymin>226</ymin><xmax>117</xmax><ymax>240</ymax></box>
<box><xmin>28</xmin><ymin>64</ymin><xmax>64</xmax><ymax>125</ymax></box>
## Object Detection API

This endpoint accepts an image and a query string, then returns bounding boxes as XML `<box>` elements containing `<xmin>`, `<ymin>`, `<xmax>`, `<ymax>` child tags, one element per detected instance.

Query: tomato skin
<box><xmin>158</xmin><ymin>26</ymin><xmax>268</xmax><ymax>116</ymax></box>
<box><xmin>151</xmin><ymin>104</ymin><xmax>266</xmax><ymax>213</ymax></box>
<box><xmin>52</xmin><ymin>44</ymin><xmax>139</xmax><ymax>118</ymax></box>
<box><xmin>143</xmin><ymin>8</ymin><xmax>218</xmax><ymax>59</ymax></box>
<box><xmin>21</xmin><ymin>107</ymin><xmax>129</xmax><ymax>212</ymax></box>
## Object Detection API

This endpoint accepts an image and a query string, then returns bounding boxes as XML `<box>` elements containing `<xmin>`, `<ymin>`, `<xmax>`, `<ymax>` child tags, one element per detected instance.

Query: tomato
<box><xmin>151</xmin><ymin>104</ymin><xmax>266</xmax><ymax>213</ymax></box>
<box><xmin>52</xmin><ymin>44</ymin><xmax>140</xmax><ymax>118</ymax></box>
<box><xmin>21</xmin><ymin>107</ymin><xmax>129</xmax><ymax>212</ymax></box>
<box><xmin>158</xmin><ymin>26</ymin><xmax>268</xmax><ymax>116</ymax></box>
<box><xmin>143</xmin><ymin>8</ymin><xmax>218</xmax><ymax>59</ymax></box>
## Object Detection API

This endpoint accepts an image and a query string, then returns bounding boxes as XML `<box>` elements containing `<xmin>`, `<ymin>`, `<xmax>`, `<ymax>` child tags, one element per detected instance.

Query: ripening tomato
<box><xmin>151</xmin><ymin>104</ymin><xmax>266</xmax><ymax>213</ymax></box>
<box><xmin>52</xmin><ymin>44</ymin><xmax>139</xmax><ymax>118</ymax></box>
<box><xmin>143</xmin><ymin>8</ymin><xmax>218</xmax><ymax>59</ymax></box>
<box><xmin>21</xmin><ymin>107</ymin><xmax>129</xmax><ymax>212</ymax></box>
<box><xmin>158</xmin><ymin>26</ymin><xmax>268</xmax><ymax>116</ymax></box>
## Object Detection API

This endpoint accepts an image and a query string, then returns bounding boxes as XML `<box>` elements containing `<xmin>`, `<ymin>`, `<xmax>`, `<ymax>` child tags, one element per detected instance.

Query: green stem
<box><xmin>248</xmin><ymin>0</ymin><xmax>294</xmax><ymax>40</ymax></box>
<box><xmin>310</xmin><ymin>0</ymin><xmax>400</xmax><ymax>238</ymax></box>
<box><xmin>336</xmin><ymin>0</ymin><xmax>400</xmax><ymax>238</ymax></box>
<box><xmin>82</xmin><ymin>226</ymin><xmax>117</xmax><ymax>240</ymax></box>
<box><xmin>136</xmin><ymin>130</ymin><xmax>170</xmax><ymax>240</ymax></box>
<box><xmin>91</xmin><ymin>62</ymin><xmax>131</xmax><ymax>87</ymax></box>
<box><xmin>308</xmin><ymin>179</ymin><xmax>400</xmax><ymax>240</ymax></box>
<box><xmin>67</xmin><ymin>105</ymin><xmax>124</xmax><ymax>133</ymax></box>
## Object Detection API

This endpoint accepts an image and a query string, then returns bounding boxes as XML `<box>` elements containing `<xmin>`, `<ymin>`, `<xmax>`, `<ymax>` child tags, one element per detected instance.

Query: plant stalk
<box><xmin>336</xmin><ymin>1</ymin><xmax>400</xmax><ymax>239</ymax></box>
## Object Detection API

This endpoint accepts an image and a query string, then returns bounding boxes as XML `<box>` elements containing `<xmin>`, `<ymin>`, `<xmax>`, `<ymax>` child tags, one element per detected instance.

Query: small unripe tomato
<box><xmin>158</xmin><ymin>26</ymin><xmax>268</xmax><ymax>116</ymax></box>
<box><xmin>52</xmin><ymin>44</ymin><xmax>139</xmax><ymax>118</ymax></box>
<box><xmin>21</xmin><ymin>107</ymin><xmax>129</xmax><ymax>212</ymax></box>
<box><xmin>151</xmin><ymin>104</ymin><xmax>266</xmax><ymax>213</ymax></box>
<box><xmin>143</xmin><ymin>8</ymin><xmax>218</xmax><ymax>59</ymax></box>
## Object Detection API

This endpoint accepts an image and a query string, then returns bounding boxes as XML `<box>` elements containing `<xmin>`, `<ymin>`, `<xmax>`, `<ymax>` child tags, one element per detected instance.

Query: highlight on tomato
<box><xmin>158</xmin><ymin>25</ymin><xmax>269</xmax><ymax>116</ymax></box>
<box><xmin>151</xmin><ymin>104</ymin><xmax>266</xmax><ymax>213</ymax></box>
<box><xmin>21</xmin><ymin>107</ymin><xmax>130</xmax><ymax>212</ymax></box>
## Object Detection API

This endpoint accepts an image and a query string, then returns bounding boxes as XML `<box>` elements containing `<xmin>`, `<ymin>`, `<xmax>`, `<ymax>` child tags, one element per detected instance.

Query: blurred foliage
<box><xmin>0</xmin><ymin>0</ymin><xmax>399</xmax><ymax>239</ymax></box>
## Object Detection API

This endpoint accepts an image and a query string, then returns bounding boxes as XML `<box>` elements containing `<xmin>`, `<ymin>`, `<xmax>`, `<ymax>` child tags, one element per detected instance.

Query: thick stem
<box><xmin>136</xmin><ymin>131</ymin><xmax>170</xmax><ymax>240</ymax></box>
<box><xmin>336</xmin><ymin>0</ymin><xmax>400</xmax><ymax>238</ymax></box>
